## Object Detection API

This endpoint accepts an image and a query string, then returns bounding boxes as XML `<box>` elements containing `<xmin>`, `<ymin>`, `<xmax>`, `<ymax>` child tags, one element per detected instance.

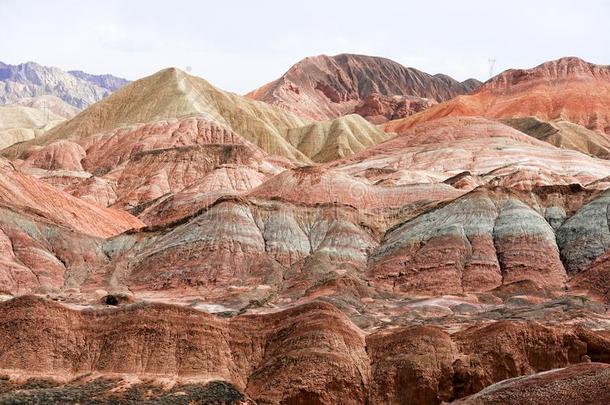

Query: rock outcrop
<box><xmin>556</xmin><ymin>189</ymin><xmax>610</xmax><ymax>274</ymax></box>
<box><xmin>2</xmin><ymin>56</ymin><xmax>610</xmax><ymax>404</ymax></box>
<box><xmin>338</xmin><ymin>117</ymin><xmax>610</xmax><ymax>190</ymax></box>
<box><xmin>1</xmin><ymin>296</ymin><xmax>609</xmax><ymax>404</ymax></box>
<box><xmin>455</xmin><ymin>363</ymin><xmax>610</xmax><ymax>405</ymax></box>
<box><xmin>354</xmin><ymin>93</ymin><xmax>436</xmax><ymax>124</ymax></box>
<box><xmin>286</xmin><ymin>114</ymin><xmax>391</xmax><ymax>162</ymax></box>
<box><xmin>368</xmin><ymin>188</ymin><xmax>567</xmax><ymax>295</ymax></box>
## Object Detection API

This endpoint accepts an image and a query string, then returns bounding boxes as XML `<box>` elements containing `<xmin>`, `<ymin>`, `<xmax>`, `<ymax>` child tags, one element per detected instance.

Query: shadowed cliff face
<box><xmin>247</xmin><ymin>53</ymin><xmax>480</xmax><ymax>121</ymax></box>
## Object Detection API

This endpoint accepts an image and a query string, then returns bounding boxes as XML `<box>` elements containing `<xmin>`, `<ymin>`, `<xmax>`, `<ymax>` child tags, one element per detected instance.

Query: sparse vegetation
<box><xmin>0</xmin><ymin>378</ymin><xmax>245</xmax><ymax>405</ymax></box>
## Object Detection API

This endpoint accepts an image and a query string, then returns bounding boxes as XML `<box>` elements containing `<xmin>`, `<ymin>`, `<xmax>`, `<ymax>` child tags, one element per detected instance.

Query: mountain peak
<box><xmin>3</xmin><ymin>67</ymin><xmax>311</xmax><ymax>163</ymax></box>
<box><xmin>247</xmin><ymin>53</ymin><xmax>479</xmax><ymax>121</ymax></box>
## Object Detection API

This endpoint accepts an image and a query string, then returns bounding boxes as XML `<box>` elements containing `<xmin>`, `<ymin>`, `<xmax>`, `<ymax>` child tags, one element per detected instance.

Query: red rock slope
<box><xmin>338</xmin><ymin>116</ymin><xmax>610</xmax><ymax>190</ymax></box>
<box><xmin>0</xmin><ymin>158</ymin><xmax>142</xmax><ymax>237</ymax></box>
<box><xmin>1</xmin><ymin>296</ymin><xmax>609</xmax><ymax>404</ymax></box>
<box><xmin>385</xmin><ymin>57</ymin><xmax>610</xmax><ymax>135</ymax></box>
<box><xmin>247</xmin><ymin>53</ymin><xmax>480</xmax><ymax>121</ymax></box>
<box><xmin>15</xmin><ymin>116</ymin><xmax>291</xmax><ymax>211</ymax></box>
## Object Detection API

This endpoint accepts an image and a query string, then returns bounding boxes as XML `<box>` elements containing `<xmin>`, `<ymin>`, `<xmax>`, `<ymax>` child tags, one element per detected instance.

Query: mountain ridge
<box><xmin>385</xmin><ymin>57</ymin><xmax>610</xmax><ymax>136</ymax></box>
<box><xmin>0</xmin><ymin>60</ymin><xmax>129</xmax><ymax>109</ymax></box>
<box><xmin>247</xmin><ymin>53</ymin><xmax>482</xmax><ymax>121</ymax></box>
<box><xmin>1</xmin><ymin>67</ymin><xmax>313</xmax><ymax>162</ymax></box>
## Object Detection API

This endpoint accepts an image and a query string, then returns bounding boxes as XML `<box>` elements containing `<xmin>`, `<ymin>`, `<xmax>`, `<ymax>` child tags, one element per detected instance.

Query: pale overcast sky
<box><xmin>1</xmin><ymin>0</ymin><xmax>608</xmax><ymax>93</ymax></box>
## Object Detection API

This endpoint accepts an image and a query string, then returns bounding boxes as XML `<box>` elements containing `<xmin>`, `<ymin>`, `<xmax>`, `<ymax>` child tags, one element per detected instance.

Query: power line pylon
<box><xmin>488</xmin><ymin>58</ymin><xmax>496</xmax><ymax>78</ymax></box>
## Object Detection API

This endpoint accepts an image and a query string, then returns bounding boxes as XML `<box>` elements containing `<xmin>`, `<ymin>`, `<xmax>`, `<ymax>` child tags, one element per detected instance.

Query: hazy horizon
<box><xmin>1</xmin><ymin>0</ymin><xmax>608</xmax><ymax>93</ymax></box>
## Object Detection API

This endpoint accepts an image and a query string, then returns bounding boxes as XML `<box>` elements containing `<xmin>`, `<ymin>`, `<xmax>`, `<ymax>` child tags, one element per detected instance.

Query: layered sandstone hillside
<box><xmin>503</xmin><ymin>116</ymin><xmax>610</xmax><ymax>158</ymax></box>
<box><xmin>2</xmin><ymin>67</ymin><xmax>313</xmax><ymax>162</ymax></box>
<box><xmin>286</xmin><ymin>114</ymin><xmax>391</xmax><ymax>162</ymax></box>
<box><xmin>385</xmin><ymin>57</ymin><xmax>610</xmax><ymax>138</ymax></box>
<box><xmin>0</xmin><ymin>104</ymin><xmax>65</xmax><ymax>149</ymax></box>
<box><xmin>247</xmin><ymin>53</ymin><xmax>480</xmax><ymax>121</ymax></box>
<box><xmin>1</xmin><ymin>57</ymin><xmax>610</xmax><ymax>404</ymax></box>
<box><xmin>0</xmin><ymin>158</ymin><xmax>142</xmax><ymax>237</ymax></box>
<box><xmin>0</xmin><ymin>297</ymin><xmax>609</xmax><ymax>404</ymax></box>
<box><xmin>4</xmin><ymin>70</ymin><xmax>396</xmax><ymax>215</ymax></box>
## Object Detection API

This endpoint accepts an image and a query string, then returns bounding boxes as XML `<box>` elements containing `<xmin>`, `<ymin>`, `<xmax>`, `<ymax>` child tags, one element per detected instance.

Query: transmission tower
<box><xmin>42</xmin><ymin>99</ymin><xmax>48</xmax><ymax>121</ymax></box>
<box><xmin>488</xmin><ymin>58</ymin><xmax>496</xmax><ymax>78</ymax></box>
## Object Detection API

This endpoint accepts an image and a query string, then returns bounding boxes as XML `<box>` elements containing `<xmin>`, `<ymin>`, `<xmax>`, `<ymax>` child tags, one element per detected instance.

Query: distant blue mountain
<box><xmin>0</xmin><ymin>61</ymin><xmax>129</xmax><ymax>109</ymax></box>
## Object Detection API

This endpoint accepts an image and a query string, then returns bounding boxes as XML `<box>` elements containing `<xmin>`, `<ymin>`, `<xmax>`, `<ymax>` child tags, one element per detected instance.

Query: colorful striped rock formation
<box><xmin>1</xmin><ymin>56</ymin><xmax>610</xmax><ymax>404</ymax></box>
<box><xmin>247</xmin><ymin>53</ymin><xmax>480</xmax><ymax>121</ymax></box>
<box><xmin>384</xmin><ymin>57</ymin><xmax>610</xmax><ymax>136</ymax></box>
